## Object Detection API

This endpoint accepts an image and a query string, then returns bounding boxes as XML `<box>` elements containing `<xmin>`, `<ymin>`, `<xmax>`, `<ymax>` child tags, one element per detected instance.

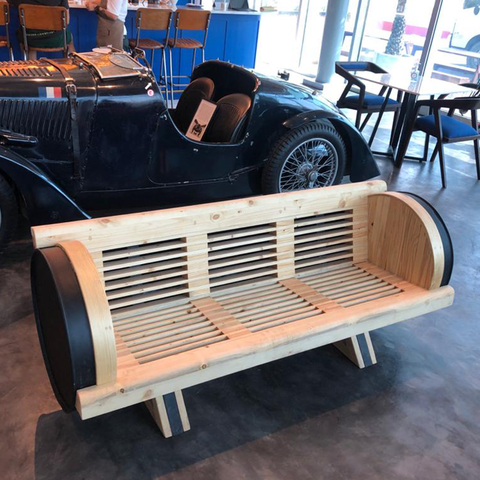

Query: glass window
<box><xmin>254</xmin><ymin>0</ymin><xmax>303</xmax><ymax>75</ymax></box>
<box><xmin>424</xmin><ymin>0</ymin><xmax>480</xmax><ymax>85</ymax></box>
<box><xmin>254</xmin><ymin>0</ymin><xmax>359</xmax><ymax>77</ymax></box>
<box><xmin>358</xmin><ymin>0</ymin><xmax>437</xmax><ymax>76</ymax></box>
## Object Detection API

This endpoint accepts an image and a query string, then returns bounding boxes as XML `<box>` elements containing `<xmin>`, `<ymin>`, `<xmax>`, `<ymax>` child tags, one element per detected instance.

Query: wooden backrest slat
<box><xmin>32</xmin><ymin>181</ymin><xmax>386</xmax><ymax>307</ymax></box>
<box><xmin>175</xmin><ymin>9</ymin><xmax>210</xmax><ymax>31</ymax></box>
<box><xmin>137</xmin><ymin>8</ymin><xmax>172</xmax><ymax>31</ymax></box>
<box><xmin>32</xmin><ymin>181</ymin><xmax>385</xmax><ymax>251</ymax></box>
<box><xmin>0</xmin><ymin>2</ymin><xmax>9</xmax><ymax>26</ymax></box>
<box><xmin>19</xmin><ymin>4</ymin><xmax>69</xmax><ymax>31</ymax></box>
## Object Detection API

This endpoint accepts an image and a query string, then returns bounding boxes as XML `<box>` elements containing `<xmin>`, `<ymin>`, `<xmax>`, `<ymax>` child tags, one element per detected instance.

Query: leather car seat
<box><xmin>203</xmin><ymin>93</ymin><xmax>252</xmax><ymax>143</ymax></box>
<box><xmin>173</xmin><ymin>77</ymin><xmax>215</xmax><ymax>134</ymax></box>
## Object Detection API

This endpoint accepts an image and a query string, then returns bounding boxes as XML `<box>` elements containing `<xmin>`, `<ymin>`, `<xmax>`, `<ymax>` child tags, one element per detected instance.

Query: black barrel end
<box><xmin>403</xmin><ymin>193</ymin><xmax>454</xmax><ymax>287</ymax></box>
<box><xmin>31</xmin><ymin>247</ymin><xmax>96</xmax><ymax>412</ymax></box>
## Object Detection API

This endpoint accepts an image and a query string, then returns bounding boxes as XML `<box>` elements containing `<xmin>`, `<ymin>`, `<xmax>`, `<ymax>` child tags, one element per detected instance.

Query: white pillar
<box><xmin>304</xmin><ymin>0</ymin><xmax>351</xmax><ymax>89</ymax></box>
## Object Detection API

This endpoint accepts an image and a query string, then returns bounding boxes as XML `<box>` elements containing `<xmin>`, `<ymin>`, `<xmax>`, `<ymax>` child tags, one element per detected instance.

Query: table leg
<box><xmin>390</xmin><ymin>92</ymin><xmax>412</xmax><ymax>150</ymax></box>
<box><xmin>394</xmin><ymin>93</ymin><xmax>417</xmax><ymax>169</ymax></box>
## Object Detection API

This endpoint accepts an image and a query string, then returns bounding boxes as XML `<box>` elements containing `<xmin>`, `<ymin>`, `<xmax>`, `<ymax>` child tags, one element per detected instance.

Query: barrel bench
<box><xmin>30</xmin><ymin>180</ymin><xmax>454</xmax><ymax>438</ymax></box>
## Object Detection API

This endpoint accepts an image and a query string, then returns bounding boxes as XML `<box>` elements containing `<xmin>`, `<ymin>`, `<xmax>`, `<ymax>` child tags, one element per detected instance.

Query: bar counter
<box><xmin>1</xmin><ymin>1</ymin><xmax>261</xmax><ymax>74</ymax></box>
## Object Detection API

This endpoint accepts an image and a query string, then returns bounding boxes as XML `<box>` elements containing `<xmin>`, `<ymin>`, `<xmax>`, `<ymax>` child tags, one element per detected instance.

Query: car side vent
<box><xmin>0</xmin><ymin>99</ymin><xmax>71</xmax><ymax>140</ymax></box>
<box><xmin>0</xmin><ymin>61</ymin><xmax>52</xmax><ymax>78</ymax></box>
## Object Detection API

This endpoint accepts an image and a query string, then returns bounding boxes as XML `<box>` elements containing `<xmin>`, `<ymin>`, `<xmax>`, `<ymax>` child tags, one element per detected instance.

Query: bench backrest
<box><xmin>32</xmin><ymin>181</ymin><xmax>386</xmax><ymax>317</ymax></box>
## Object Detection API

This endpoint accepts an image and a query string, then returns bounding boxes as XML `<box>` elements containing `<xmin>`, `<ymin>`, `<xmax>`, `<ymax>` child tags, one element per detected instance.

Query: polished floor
<box><xmin>1</xmin><ymin>118</ymin><xmax>479</xmax><ymax>480</ymax></box>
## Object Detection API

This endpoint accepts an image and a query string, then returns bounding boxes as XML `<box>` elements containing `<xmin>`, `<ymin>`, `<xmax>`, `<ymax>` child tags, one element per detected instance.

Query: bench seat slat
<box><xmin>116</xmin><ymin>310</ymin><xmax>204</xmax><ymax>333</ymax></box>
<box><xmin>75</xmin><ymin>281</ymin><xmax>454</xmax><ymax>420</ymax></box>
<box><xmin>111</xmin><ymin>262</ymin><xmax>404</xmax><ymax>367</ymax></box>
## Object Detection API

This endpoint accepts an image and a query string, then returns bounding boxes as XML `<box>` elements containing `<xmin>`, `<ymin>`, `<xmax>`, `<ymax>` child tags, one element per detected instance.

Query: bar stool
<box><xmin>0</xmin><ymin>2</ymin><xmax>13</xmax><ymax>61</ymax></box>
<box><xmin>19</xmin><ymin>4</ymin><xmax>70</xmax><ymax>60</ymax></box>
<box><xmin>129</xmin><ymin>8</ymin><xmax>172</xmax><ymax>104</ymax></box>
<box><xmin>167</xmin><ymin>9</ymin><xmax>211</xmax><ymax>107</ymax></box>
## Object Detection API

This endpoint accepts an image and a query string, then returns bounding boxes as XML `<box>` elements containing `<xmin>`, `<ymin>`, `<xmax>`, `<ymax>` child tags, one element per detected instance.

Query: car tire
<box><xmin>466</xmin><ymin>38</ymin><xmax>480</xmax><ymax>70</ymax></box>
<box><xmin>262</xmin><ymin>122</ymin><xmax>346</xmax><ymax>194</ymax></box>
<box><xmin>0</xmin><ymin>174</ymin><xmax>18</xmax><ymax>253</ymax></box>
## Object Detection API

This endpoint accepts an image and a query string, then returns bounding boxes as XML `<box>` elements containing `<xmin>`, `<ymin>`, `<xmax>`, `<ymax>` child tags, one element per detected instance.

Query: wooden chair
<box><xmin>129</xmin><ymin>8</ymin><xmax>173</xmax><ymax>105</ymax></box>
<box><xmin>397</xmin><ymin>96</ymin><xmax>480</xmax><ymax>188</ymax></box>
<box><xmin>18</xmin><ymin>4</ymin><xmax>70</xmax><ymax>60</ymax></box>
<box><xmin>0</xmin><ymin>2</ymin><xmax>13</xmax><ymax>61</ymax></box>
<box><xmin>335</xmin><ymin>61</ymin><xmax>402</xmax><ymax>147</ymax></box>
<box><xmin>30</xmin><ymin>181</ymin><xmax>454</xmax><ymax>437</ymax></box>
<box><xmin>168</xmin><ymin>9</ymin><xmax>211</xmax><ymax>107</ymax></box>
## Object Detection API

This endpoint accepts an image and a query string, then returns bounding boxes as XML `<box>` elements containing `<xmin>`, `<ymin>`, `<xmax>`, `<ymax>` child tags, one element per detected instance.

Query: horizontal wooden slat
<box><xmin>116</xmin><ymin>310</ymin><xmax>205</xmax><ymax>333</ymax></box>
<box><xmin>102</xmin><ymin>238</ymin><xmax>187</xmax><ymax>260</ymax></box>
<box><xmin>294</xmin><ymin>244</ymin><xmax>354</xmax><ymax>261</ymax></box>
<box><xmin>32</xmin><ymin>181</ymin><xmax>386</xmax><ymax>251</ymax></box>
<box><xmin>78</xmin><ymin>284</ymin><xmax>453</xmax><ymax>418</ymax></box>
<box><xmin>294</xmin><ymin>220</ymin><xmax>356</xmax><ymax>237</ymax></box>
<box><xmin>137</xmin><ymin>334</ymin><xmax>227</xmax><ymax>364</ymax></box>
<box><xmin>208</xmin><ymin>224</ymin><xmax>276</xmax><ymax>242</ymax></box>
<box><xmin>104</xmin><ymin>260</ymin><xmax>189</xmax><ymax>281</ymax></box>
<box><xmin>106</xmin><ymin>273</ymin><xmax>188</xmax><ymax>298</ymax></box>
<box><xmin>102</xmin><ymin>249</ymin><xmax>188</xmax><ymax>272</ymax></box>
<box><xmin>105</xmin><ymin>267</ymin><xmax>186</xmax><ymax>291</ymax></box>
<box><xmin>294</xmin><ymin>212</ymin><xmax>353</xmax><ymax>227</ymax></box>
<box><xmin>208</xmin><ymin>233</ymin><xmax>276</xmax><ymax>252</ymax></box>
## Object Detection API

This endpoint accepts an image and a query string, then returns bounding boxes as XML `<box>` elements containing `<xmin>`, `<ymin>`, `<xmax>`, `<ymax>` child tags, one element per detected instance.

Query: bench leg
<box><xmin>145</xmin><ymin>391</ymin><xmax>191</xmax><ymax>438</ymax></box>
<box><xmin>334</xmin><ymin>332</ymin><xmax>377</xmax><ymax>369</ymax></box>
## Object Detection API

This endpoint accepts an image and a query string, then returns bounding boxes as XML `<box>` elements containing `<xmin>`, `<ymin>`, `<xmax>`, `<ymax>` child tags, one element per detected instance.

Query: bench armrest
<box><xmin>31</xmin><ymin>240</ymin><xmax>116</xmax><ymax>412</ymax></box>
<box><xmin>368</xmin><ymin>193</ymin><xmax>453</xmax><ymax>290</ymax></box>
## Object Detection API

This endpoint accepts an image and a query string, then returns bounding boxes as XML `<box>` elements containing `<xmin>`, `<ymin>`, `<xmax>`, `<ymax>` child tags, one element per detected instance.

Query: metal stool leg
<box><xmin>201</xmin><ymin>47</ymin><xmax>205</xmax><ymax>63</ymax></box>
<box><xmin>162</xmin><ymin>48</ymin><xmax>170</xmax><ymax>107</ymax></box>
<box><xmin>191</xmin><ymin>49</ymin><xmax>196</xmax><ymax>77</ymax></box>
<box><xmin>169</xmin><ymin>46</ymin><xmax>174</xmax><ymax>109</ymax></box>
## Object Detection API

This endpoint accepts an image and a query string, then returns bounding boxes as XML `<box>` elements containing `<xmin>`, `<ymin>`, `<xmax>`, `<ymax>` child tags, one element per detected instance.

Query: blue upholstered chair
<box><xmin>335</xmin><ymin>61</ymin><xmax>402</xmax><ymax>147</ymax></box>
<box><xmin>398</xmin><ymin>97</ymin><xmax>480</xmax><ymax>188</ymax></box>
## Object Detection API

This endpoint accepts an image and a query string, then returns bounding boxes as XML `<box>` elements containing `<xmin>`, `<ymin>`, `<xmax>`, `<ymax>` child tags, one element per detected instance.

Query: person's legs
<box><xmin>97</xmin><ymin>17</ymin><xmax>124</xmax><ymax>50</ymax></box>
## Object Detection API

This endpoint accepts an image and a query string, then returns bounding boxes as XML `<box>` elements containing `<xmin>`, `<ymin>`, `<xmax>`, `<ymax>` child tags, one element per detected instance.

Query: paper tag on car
<box><xmin>186</xmin><ymin>100</ymin><xmax>217</xmax><ymax>141</ymax></box>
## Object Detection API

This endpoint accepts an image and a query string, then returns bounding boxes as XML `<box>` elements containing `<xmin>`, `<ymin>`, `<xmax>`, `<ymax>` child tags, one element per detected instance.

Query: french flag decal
<box><xmin>38</xmin><ymin>86</ymin><xmax>62</xmax><ymax>98</ymax></box>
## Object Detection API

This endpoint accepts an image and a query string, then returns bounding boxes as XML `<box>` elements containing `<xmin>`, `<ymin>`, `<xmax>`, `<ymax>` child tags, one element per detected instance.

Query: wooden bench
<box><xmin>30</xmin><ymin>180</ymin><xmax>454</xmax><ymax>438</ymax></box>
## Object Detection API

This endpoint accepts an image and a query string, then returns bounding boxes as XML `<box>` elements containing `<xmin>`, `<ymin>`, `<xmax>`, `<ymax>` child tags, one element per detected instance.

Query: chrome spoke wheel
<box><xmin>278</xmin><ymin>137</ymin><xmax>338</xmax><ymax>192</ymax></box>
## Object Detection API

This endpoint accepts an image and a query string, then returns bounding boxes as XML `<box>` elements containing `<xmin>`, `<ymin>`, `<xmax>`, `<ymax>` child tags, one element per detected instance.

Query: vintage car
<box><xmin>0</xmin><ymin>51</ymin><xmax>379</xmax><ymax>252</ymax></box>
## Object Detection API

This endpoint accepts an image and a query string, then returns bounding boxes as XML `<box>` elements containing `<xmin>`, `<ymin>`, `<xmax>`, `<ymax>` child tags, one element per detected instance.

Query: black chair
<box><xmin>398</xmin><ymin>96</ymin><xmax>480</xmax><ymax>188</ymax></box>
<box><xmin>335</xmin><ymin>61</ymin><xmax>402</xmax><ymax>147</ymax></box>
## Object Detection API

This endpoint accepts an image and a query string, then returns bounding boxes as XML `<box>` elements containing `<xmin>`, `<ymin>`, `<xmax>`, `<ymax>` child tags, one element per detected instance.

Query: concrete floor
<box><xmin>1</xmin><ymin>119</ymin><xmax>480</xmax><ymax>480</ymax></box>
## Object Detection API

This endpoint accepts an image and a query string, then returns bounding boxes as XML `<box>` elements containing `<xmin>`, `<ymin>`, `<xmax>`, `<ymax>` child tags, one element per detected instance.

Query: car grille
<box><xmin>0</xmin><ymin>61</ymin><xmax>53</xmax><ymax>78</ymax></box>
<box><xmin>0</xmin><ymin>99</ymin><xmax>71</xmax><ymax>140</ymax></box>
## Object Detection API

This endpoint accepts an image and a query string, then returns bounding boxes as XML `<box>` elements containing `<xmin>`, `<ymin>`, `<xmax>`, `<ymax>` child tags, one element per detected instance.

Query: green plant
<box><xmin>385</xmin><ymin>0</ymin><xmax>407</xmax><ymax>56</ymax></box>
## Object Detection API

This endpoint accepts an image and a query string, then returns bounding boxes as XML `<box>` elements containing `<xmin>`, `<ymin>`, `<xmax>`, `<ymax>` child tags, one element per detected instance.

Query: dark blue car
<box><xmin>0</xmin><ymin>51</ymin><xmax>379</xmax><ymax>251</ymax></box>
